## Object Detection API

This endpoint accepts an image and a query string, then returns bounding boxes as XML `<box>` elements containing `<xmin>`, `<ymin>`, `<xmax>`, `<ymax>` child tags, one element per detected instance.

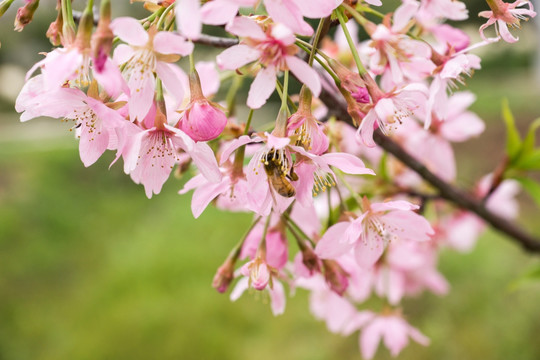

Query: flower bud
<box><xmin>328</xmin><ymin>59</ymin><xmax>369</xmax><ymax>101</ymax></box>
<box><xmin>46</xmin><ymin>11</ymin><xmax>63</xmax><ymax>46</ymax></box>
<box><xmin>300</xmin><ymin>242</ymin><xmax>320</xmax><ymax>275</ymax></box>
<box><xmin>75</xmin><ymin>1</ymin><xmax>94</xmax><ymax>50</ymax></box>
<box><xmin>322</xmin><ymin>260</ymin><xmax>349</xmax><ymax>296</ymax></box>
<box><xmin>179</xmin><ymin>70</ymin><xmax>228</xmax><ymax>141</ymax></box>
<box><xmin>212</xmin><ymin>257</ymin><xmax>235</xmax><ymax>293</ymax></box>
<box><xmin>14</xmin><ymin>0</ymin><xmax>39</xmax><ymax>32</ymax></box>
<box><xmin>91</xmin><ymin>0</ymin><xmax>113</xmax><ymax>72</ymax></box>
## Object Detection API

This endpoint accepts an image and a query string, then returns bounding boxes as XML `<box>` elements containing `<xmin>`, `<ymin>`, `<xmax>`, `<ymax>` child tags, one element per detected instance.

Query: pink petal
<box><xmin>219</xmin><ymin>135</ymin><xmax>258</xmax><ymax>165</ymax></box>
<box><xmin>354</xmin><ymin>235</ymin><xmax>385</xmax><ymax>269</ymax></box>
<box><xmin>382</xmin><ymin>317</ymin><xmax>409</xmax><ymax>357</ymax></box>
<box><xmin>321</xmin><ymin>152</ymin><xmax>375</xmax><ymax>175</ymax></box>
<box><xmin>153</xmin><ymin>31</ymin><xmax>194</xmax><ymax>55</ymax></box>
<box><xmin>315</xmin><ymin>221</ymin><xmax>353</xmax><ymax>259</ymax></box>
<box><xmin>191</xmin><ymin>178</ymin><xmax>230</xmax><ymax>218</ymax></box>
<box><xmin>43</xmin><ymin>49</ymin><xmax>82</xmax><ymax>90</ymax></box>
<box><xmin>286</xmin><ymin>56</ymin><xmax>321</xmax><ymax>97</ymax></box>
<box><xmin>357</xmin><ymin>110</ymin><xmax>377</xmax><ymax>147</ymax></box>
<box><xmin>196</xmin><ymin>61</ymin><xmax>220</xmax><ymax>96</ymax></box>
<box><xmin>156</xmin><ymin>62</ymin><xmax>186</xmax><ymax>106</ymax></box>
<box><xmin>176</xmin><ymin>0</ymin><xmax>202</xmax><ymax>40</ymax></box>
<box><xmin>200</xmin><ymin>0</ymin><xmax>240</xmax><ymax>25</ymax></box>
<box><xmin>110</xmin><ymin>17</ymin><xmax>148</xmax><ymax>46</ymax></box>
<box><xmin>216</xmin><ymin>44</ymin><xmax>261</xmax><ymax>70</ymax></box>
<box><xmin>189</xmin><ymin>141</ymin><xmax>223</xmax><ymax>183</ymax></box>
<box><xmin>370</xmin><ymin>200</ymin><xmax>419</xmax><ymax>212</ymax></box>
<box><xmin>269</xmin><ymin>280</ymin><xmax>286</xmax><ymax>316</ymax></box>
<box><xmin>78</xmin><ymin>122</ymin><xmax>109</xmax><ymax>167</ymax></box>
<box><xmin>112</xmin><ymin>44</ymin><xmax>135</xmax><ymax>65</ymax></box>
<box><xmin>263</xmin><ymin>0</ymin><xmax>313</xmax><ymax>36</ymax></box>
<box><xmin>360</xmin><ymin>319</ymin><xmax>385</xmax><ymax>359</ymax></box>
<box><xmin>127</xmin><ymin>69</ymin><xmax>155</xmax><ymax>121</ymax></box>
<box><xmin>93</xmin><ymin>57</ymin><xmax>129</xmax><ymax>99</ymax></box>
<box><xmin>497</xmin><ymin>20</ymin><xmax>519</xmax><ymax>43</ymax></box>
<box><xmin>292</xmin><ymin>0</ymin><xmax>342</xmax><ymax>18</ymax></box>
<box><xmin>225</xmin><ymin>16</ymin><xmax>266</xmax><ymax>40</ymax></box>
<box><xmin>247</xmin><ymin>66</ymin><xmax>277</xmax><ymax>109</ymax></box>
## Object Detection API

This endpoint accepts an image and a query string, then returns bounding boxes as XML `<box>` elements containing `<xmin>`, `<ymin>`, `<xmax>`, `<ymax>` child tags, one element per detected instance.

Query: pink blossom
<box><xmin>240</xmin><ymin>257</ymin><xmax>272</xmax><ymax>290</ymax></box>
<box><xmin>315</xmin><ymin>200</ymin><xmax>433</xmax><ymax>269</ymax></box>
<box><xmin>357</xmin><ymin>313</ymin><xmax>430</xmax><ymax>359</ymax></box>
<box><xmin>216</xmin><ymin>17</ymin><xmax>321</xmax><ymax>109</ymax></box>
<box><xmin>121</xmin><ymin>115</ymin><xmax>221</xmax><ymax>198</ymax></box>
<box><xmin>479</xmin><ymin>0</ymin><xmax>536</xmax><ymax>43</ymax></box>
<box><xmin>111</xmin><ymin>17</ymin><xmax>193</xmax><ymax>121</ymax></box>
<box><xmin>231</xmin><ymin>276</ymin><xmax>286</xmax><ymax>315</ymax></box>
<box><xmin>361</xmin><ymin>4</ymin><xmax>436</xmax><ymax>87</ymax></box>
<box><xmin>357</xmin><ymin>82</ymin><xmax>428</xmax><ymax>147</ymax></box>
<box><xmin>17</xmin><ymin>76</ymin><xmax>126</xmax><ymax>167</ymax></box>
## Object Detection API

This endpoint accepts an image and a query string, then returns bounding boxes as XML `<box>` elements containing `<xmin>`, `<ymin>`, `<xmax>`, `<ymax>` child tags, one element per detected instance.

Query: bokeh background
<box><xmin>1</xmin><ymin>1</ymin><xmax>540</xmax><ymax>359</ymax></box>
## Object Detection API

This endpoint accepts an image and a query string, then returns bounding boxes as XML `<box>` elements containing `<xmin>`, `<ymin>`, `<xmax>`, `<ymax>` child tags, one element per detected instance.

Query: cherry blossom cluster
<box><xmin>4</xmin><ymin>0</ymin><xmax>536</xmax><ymax>357</ymax></box>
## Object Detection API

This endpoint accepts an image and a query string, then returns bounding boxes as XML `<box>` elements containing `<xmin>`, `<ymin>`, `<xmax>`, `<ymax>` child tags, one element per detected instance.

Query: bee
<box><xmin>263</xmin><ymin>152</ymin><xmax>297</xmax><ymax>198</ymax></box>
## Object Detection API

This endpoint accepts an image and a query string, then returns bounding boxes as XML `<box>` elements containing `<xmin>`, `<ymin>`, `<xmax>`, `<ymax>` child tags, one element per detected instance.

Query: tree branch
<box><xmin>319</xmin><ymin>86</ymin><xmax>540</xmax><ymax>253</ymax></box>
<box><xmin>193</xmin><ymin>34</ymin><xmax>238</xmax><ymax>48</ymax></box>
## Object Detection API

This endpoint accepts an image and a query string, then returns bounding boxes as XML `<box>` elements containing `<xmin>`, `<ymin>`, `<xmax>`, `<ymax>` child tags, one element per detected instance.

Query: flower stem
<box><xmin>296</xmin><ymin>41</ymin><xmax>340</xmax><ymax>84</ymax></box>
<box><xmin>156</xmin><ymin>3</ymin><xmax>175</xmax><ymax>30</ymax></box>
<box><xmin>335</xmin><ymin>6</ymin><xmax>367</xmax><ymax>76</ymax></box>
<box><xmin>61</xmin><ymin>0</ymin><xmax>76</xmax><ymax>42</ymax></box>
<box><xmin>308</xmin><ymin>18</ymin><xmax>325</xmax><ymax>67</ymax></box>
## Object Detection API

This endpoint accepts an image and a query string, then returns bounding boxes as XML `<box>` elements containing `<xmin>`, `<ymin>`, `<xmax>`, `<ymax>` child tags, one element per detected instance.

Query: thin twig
<box><xmin>193</xmin><ymin>34</ymin><xmax>238</xmax><ymax>48</ymax></box>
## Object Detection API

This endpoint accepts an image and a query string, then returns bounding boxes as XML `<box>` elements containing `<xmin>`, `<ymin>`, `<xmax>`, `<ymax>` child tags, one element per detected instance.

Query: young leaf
<box><xmin>514</xmin><ymin>118</ymin><xmax>540</xmax><ymax>170</ymax></box>
<box><xmin>501</xmin><ymin>98</ymin><xmax>522</xmax><ymax>160</ymax></box>
<box><xmin>513</xmin><ymin>176</ymin><xmax>540</xmax><ymax>208</ymax></box>
<box><xmin>515</xmin><ymin>150</ymin><xmax>540</xmax><ymax>171</ymax></box>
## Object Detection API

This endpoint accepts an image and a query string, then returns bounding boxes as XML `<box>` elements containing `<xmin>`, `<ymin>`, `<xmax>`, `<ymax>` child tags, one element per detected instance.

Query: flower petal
<box><xmin>110</xmin><ymin>17</ymin><xmax>148</xmax><ymax>46</ymax></box>
<box><xmin>247</xmin><ymin>66</ymin><xmax>277</xmax><ymax>109</ymax></box>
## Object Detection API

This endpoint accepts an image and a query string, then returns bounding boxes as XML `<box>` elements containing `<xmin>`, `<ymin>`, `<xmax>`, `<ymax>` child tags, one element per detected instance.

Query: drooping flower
<box><xmin>120</xmin><ymin>105</ymin><xmax>221</xmax><ymax>198</ymax></box>
<box><xmin>479</xmin><ymin>0</ymin><xmax>536</xmax><ymax>43</ymax></box>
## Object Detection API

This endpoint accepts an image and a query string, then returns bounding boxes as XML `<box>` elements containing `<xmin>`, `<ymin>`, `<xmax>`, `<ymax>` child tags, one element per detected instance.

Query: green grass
<box><xmin>0</xmin><ymin>138</ymin><xmax>539</xmax><ymax>360</ymax></box>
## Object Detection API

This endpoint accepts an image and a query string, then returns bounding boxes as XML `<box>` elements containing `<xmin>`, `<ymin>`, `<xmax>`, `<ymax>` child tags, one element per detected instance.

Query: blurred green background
<box><xmin>1</xmin><ymin>1</ymin><xmax>540</xmax><ymax>359</ymax></box>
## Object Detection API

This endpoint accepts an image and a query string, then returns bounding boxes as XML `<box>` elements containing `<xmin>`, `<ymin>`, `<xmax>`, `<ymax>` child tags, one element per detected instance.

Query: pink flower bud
<box><xmin>179</xmin><ymin>99</ymin><xmax>228</xmax><ymax>141</ymax></box>
<box><xmin>14</xmin><ymin>0</ymin><xmax>39</xmax><ymax>32</ymax></box>
<box><xmin>212</xmin><ymin>258</ymin><xmax>235</xmax><ymax>293</ymax></box>
<box><xmin>322</xmin><ymin>260</ymin><xmax>349</xmax><ymax>296</ymax></box>
<box><xmin>351</xmin><ymin>87</ymin><xmax>370</xmax><ymax>104</ymax></box>
<box><xmin>179</xmin><ymin>70</ymin><xmax>227</xmax><ymax>141</ymax></box>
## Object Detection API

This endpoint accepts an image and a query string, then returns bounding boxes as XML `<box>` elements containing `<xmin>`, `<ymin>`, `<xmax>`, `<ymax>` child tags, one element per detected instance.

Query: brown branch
<box><xmin>319</xmin><ymin>86</ymin><xmax>540</xmax><ymax>253</ymax></box>
<box><xmin>193</xmin><ymin>34</ymin><xmax>239</xmax><ymax>48</ymax></box>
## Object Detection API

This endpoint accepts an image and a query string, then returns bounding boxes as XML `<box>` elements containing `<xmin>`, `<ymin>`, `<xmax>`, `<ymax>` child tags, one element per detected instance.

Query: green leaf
<box><xmin>513</xmin><ymin>176</ymin><xmax>540</xmax><ymax>208</ymax></box>
<box><xmin>501</xmin><ymin>98</ymin><xmax>522</xmax><ymax>160</ymax></box>
<box><xmin>514</xmin><ymin>118</ymin><xmax>540</xmax><ymax>170</ymax></box>
<box><xmin>508</xmin><ymin>263</ymin><xmax>540</xmax><ymax>291</ymax></box>
<box><xmin>515</xmin><ymin>150</ymin><xmax>540</xmax><ymax>170</ymax></box>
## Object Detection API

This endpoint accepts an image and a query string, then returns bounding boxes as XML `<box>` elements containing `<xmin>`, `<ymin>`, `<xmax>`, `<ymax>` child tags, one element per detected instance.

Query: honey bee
<box><xmin>263</xmin><ymin>153</ymin><xmax>297</xmax><ymax>198</ymax></box>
